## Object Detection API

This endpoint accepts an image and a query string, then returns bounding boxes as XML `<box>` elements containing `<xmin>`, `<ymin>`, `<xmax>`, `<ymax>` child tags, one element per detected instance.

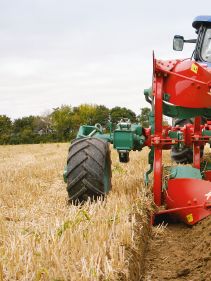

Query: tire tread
<box><xmin>66</xmin><ymin>137</ymin><xmax>111</xmax><ymax>202</ymax></box>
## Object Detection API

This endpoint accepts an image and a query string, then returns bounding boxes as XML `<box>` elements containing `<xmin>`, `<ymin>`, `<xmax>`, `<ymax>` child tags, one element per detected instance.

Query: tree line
<box><xmin>0</xmin><ymin>104</ymin><xmax>151</xmax><ymax>145</ymax></box>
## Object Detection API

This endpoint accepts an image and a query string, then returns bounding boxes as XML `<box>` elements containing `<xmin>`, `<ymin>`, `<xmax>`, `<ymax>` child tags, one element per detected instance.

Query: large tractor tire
<box><xmin>66</xmin><ymin>137</ymin><xmax>112</xmax><ymax>203</ymax></box>
<box><xmin>171</xmin><ymin>118</ymin><xmax>204</xmax><ymax>163</ymax></box>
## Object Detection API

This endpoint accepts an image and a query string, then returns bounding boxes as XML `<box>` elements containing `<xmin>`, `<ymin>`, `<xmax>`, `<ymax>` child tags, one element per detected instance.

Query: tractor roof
<box><xmin>192</xmin><ymin>15</ymin><xmax>211</xmax><ymax>29</ymax></box>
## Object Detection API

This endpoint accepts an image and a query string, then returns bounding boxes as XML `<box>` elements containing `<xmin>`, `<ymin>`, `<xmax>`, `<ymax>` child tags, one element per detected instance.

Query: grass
<box><xmin>0</xmin><ymin>143</ymin><xmax>153</xmax><ymax>281</ymax></box>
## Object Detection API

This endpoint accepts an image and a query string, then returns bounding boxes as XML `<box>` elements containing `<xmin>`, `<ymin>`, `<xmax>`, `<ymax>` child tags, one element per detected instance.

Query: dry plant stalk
<box><xmin>0</xmin><ymin>144</ymin><xmax>152</xmax><ymax>281</ymax></box>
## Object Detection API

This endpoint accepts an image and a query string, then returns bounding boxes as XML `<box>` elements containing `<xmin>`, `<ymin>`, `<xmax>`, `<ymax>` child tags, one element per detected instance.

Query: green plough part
<box><xmin>76</xmin><ymin>121</ymin><xmax>145</xmax><ymax>152</ymax></box>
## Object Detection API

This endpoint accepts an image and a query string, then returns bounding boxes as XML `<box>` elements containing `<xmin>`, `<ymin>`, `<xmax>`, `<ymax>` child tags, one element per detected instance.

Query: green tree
<box><xmin>74</xmin><ymin>104</ymin><xmax>97</xmax><ymax>125</ymax></box>
<box><xmin>91</xmin><ymin>105</ymin><xmax>109</xmax><ymax>126</ymax></box>
<box><xmin>0</xmin><ymin>115</ymin><xmax>12</xmax><ymax>144</ymax></box>
<box><xmin>51</xmin><ymin>105</ymin><xmax>74</xmax><ymax>141</ymax></box>
<box><xmin>138</xmin><ymin>107</ymin><xmax>151</xmax><ymax>127</ymax></box>
<box><xmin>12</xmin><ymin>116</ymin><xmax>37</xmax><ymax>143</ymax></box>
<box><xmin>110</xmin><ymin>106</ymin><xmax>136</xmax><ymax>124</ymax></box>
<box><xmin>13</xmin><ymin>116</ymin><xmax>36</xmax><ymax>133</ymax></box>
<box><xmin>72</xmin><ymin>104</ymin><xmax>110</xmax><ymax>129</ymax></box>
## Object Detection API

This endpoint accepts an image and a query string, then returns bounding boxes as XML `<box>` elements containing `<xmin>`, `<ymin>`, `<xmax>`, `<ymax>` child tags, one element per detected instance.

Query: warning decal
<box><xmin>186</xmin><ymin>213</ymin><xmax>194</xmax><ymax>223</ymax></box>
<box><xmin>191</xmin><ymin>63</ymin><xmax>198</xmax><ymax>74</ymax></box>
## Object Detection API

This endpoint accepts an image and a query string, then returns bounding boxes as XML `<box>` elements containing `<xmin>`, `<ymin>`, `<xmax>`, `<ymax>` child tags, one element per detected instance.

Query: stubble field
<box><xmin>0</xmin><ymin>143</ymin><xmax>210</xmax><ymax>281</ymax></box>
<box><xmin>0</xmin><ymin>143</ymin><xmax>151</xmax><ymax>281</ymax></box>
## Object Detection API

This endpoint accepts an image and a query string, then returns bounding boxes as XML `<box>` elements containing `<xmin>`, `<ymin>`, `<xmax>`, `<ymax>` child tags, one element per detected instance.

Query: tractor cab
<box><xmin>173</xmin><ymin>15</ymin><xmax>211</xmax><ymax>64</ymax></box>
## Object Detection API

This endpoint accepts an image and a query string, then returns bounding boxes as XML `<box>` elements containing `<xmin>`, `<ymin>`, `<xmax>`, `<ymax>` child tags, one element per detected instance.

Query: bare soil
<box><xmin>143</xmin><ymin>216</ymin><xmax>211</xmax><ymax>281</ymax></box>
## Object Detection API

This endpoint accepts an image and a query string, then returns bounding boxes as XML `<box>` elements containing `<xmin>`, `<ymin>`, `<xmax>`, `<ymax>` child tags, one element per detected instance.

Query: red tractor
<box><xmin>148</xmin><ymin>15</ymin><xmax>211</xmax><ymax>224</ymax></box>
<box><xmin>64</xmin><ymin>16</ymin><xmax>211</xmax><ymax>225</ymax></box>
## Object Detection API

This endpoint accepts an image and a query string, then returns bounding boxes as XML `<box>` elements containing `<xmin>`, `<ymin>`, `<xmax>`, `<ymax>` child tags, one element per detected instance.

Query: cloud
<box><xmin>0</xmin><ymin>0</ymin><xmax>209</xmax><ymax>118</ymax></box>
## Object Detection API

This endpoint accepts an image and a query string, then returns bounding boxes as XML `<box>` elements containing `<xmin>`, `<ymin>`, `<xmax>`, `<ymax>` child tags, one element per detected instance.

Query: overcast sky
<box><xmin>0</xmin><ymin>0</ymin><xmax>210</xmax><ymax>119</ymax></box>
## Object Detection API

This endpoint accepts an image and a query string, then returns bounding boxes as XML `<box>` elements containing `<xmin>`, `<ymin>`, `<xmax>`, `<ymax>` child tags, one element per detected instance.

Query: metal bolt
<box><xmin>154</xmin><ymin>137</ymin><xmax>160</xmax><ymax>144</ymax></box>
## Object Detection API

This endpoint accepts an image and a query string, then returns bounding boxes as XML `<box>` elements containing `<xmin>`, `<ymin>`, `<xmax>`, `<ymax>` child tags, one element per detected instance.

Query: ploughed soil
<box><xmin>142</xmin><ymin>216</ymin><xmax>211</xmax><ymax>281</ymax></box>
